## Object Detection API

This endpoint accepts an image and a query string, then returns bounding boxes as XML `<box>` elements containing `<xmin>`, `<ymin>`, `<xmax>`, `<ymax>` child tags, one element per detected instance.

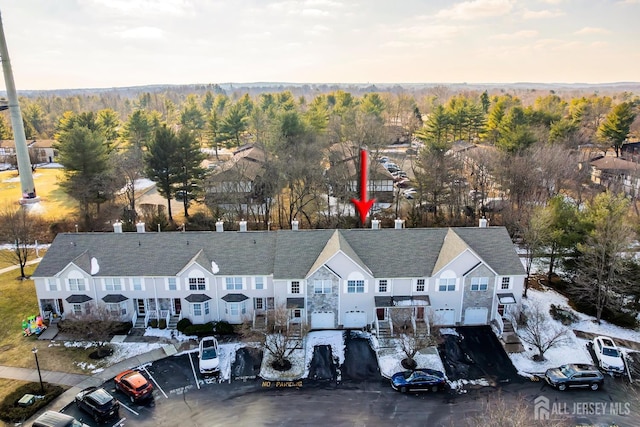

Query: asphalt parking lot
<box><xmin>54</xmin><ymin>330</ymin><xmax>639</xmax><ymax>426</ymax></box>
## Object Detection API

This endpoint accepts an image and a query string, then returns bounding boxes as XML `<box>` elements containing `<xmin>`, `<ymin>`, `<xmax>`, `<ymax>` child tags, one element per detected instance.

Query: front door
<box><xmin>376</xmin><ymin>308</ymin><xmax>386</xmax><ymax>321</ymax></box>
<box><xmin>136</xmin><ymin>299</ymin><xmax>146</xmax><ymax>315</ymax></box>
<box><xmin>56</xmin><ymin>299</ymin><xmax>64</xmax><ymax>315</ymax></box>
<box><xmin>415</xmin><ymin>306</ymin><xmax>425</xmax><ymax>320</ymax></box>
<box><xmin>173</xmin><ymin>298</ymin><xmax>182</xmax><ymax>315</ymax></box>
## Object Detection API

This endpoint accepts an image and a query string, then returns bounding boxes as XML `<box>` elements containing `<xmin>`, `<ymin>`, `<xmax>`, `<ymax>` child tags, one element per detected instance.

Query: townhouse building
<box><xmin>32</xmin><ymin>221</ymin><xmax>525</xmax><ymax>335</ymax></box>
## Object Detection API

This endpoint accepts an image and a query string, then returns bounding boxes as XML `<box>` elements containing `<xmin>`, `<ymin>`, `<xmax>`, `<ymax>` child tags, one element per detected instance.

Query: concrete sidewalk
<box><xmin>0</xmin><ymin>343</ymin><xmax>178</xmax><ymax>422</ymax></box>
<box><xmin>0</xmin><ymin>257</ymin><xmax>42</xmax><ymax>275</ymax></box>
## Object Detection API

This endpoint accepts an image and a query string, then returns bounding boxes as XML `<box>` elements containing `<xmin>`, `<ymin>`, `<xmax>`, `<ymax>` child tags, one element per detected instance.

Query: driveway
<box><xmin>439</xmin><ymin>326</ymin><xmax>522</xmax><ymax>385</ymax></box>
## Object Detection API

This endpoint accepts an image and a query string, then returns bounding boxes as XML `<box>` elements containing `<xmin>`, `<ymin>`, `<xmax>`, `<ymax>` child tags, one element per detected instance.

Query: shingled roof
<box><xmin>34</xmin><ymin>227</ymin><xmax>524</xmax><ymax>280</ymax></box>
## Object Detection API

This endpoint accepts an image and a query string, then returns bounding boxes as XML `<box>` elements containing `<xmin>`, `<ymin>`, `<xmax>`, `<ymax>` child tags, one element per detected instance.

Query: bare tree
<box><xmin>0</xmin><ymin>205</ymin><xmax>38</xmax><ymax>279</ymax></box>
<box><xmin>518</xmin><ymin>301</ymin><xmax>571</xmax><ymax>361</ymax></box>
<box><xmin>242</xmin><ymin>303</ymin><xmax>307</xmax><ymax>371</ymax></box>
<box><xmin>390</xmin><ymin>308</ymin><xmax>440</xmax><ymax>369</ymax></box>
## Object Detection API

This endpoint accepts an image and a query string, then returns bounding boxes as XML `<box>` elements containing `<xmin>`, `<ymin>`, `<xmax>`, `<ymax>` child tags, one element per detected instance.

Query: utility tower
<box><xmin>0</xmin><ymin>11</ymin><xmax>38</xmax><ymax>204</ymax></box>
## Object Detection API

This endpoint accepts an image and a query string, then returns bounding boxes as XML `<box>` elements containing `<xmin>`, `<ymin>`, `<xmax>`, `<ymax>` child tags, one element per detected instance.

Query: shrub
<box><xmin>176</xmin><ymin>318</ymin><xmax>192</xmax><ymax>333</ymax></box>
<box><xmin>0</xmin><ymin>383</ymin><xmax>65</xmax><ymax>423</ymax></box>
<box><xmin>183</xmin><ymin>322</ymin><xmax>215</xmax><ymax>337</ymax></box>
<box><xmin>158</xmin><ymin>319</ymin><xmax>167</xmax><ymax>330</ymax></box>
<box><xmin>549</xmin><ymin>304</ymin><xmax>578</xmax><ymax>325</ymax></box>
<box><xmin>214</xmin><ymin>320</ymin><xmax>234</xmax><ymax>335</ymax></box>
<box><xmin>148</xmin><ymin>319</ymin><xmax>158</xmax><ymax>328</ymax></box>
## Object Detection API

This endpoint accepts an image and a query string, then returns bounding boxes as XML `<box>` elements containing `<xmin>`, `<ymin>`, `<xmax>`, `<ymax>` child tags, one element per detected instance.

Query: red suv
<box><xmin>114</xmin><ymin>369</ymin><xmax>154</xmax><ymax>402</ymax></box>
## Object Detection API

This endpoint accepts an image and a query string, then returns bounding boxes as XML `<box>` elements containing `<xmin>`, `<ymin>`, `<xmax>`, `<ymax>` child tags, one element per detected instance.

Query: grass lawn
<box><xmin>0</xmin><ymin>169</ymin><xmax>77</xmax><ymax>221</ymax></box>
<box><xmin>0</xmin><ymin>265</ymin><xmax>99</xmax><ymax>374</ymax></box>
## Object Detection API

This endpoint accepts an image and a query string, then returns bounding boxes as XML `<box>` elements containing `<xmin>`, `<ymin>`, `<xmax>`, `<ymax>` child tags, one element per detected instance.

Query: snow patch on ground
<box><xmin>378</xmin><ymin>343</ymin><xmax>445</xmax><ymax>379</ymax></box>
<box><xmin>261</xmin><ymin>348</ymin><xmax>306</xmax><ymax>381</ymax></box>
<box><xmin>144</xmin><ymin>327</ymin><xmax>197</xmax><ymax>342</ymax></box>
<box><xmin>509</xmin><ymin>286</ymin><xmax>639</xmax><ymax>375</ymax></box>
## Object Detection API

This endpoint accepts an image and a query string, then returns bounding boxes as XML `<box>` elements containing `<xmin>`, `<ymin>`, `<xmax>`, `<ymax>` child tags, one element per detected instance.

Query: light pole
<box><xmin>31</xmin><ymin>347</ymin><xmax>44</xmax><ymax>394</ymax></box>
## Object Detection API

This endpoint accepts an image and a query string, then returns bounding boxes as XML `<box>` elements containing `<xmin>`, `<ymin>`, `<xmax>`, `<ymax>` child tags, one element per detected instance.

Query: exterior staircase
<box><xmin>133</xmin><ymin>316</ymin><xmax>146</xmax><ymax>329</ymax></box>
<box><xmin>501</xmin><ymin>318</ymin><xmax>525</xmax><ymax>353</ymax></box>
<box><xmin>253</xmin><ymin>314</ymin><xmax>267</xmax><ymax>331</ymax></box>
<box><xmin>168</xmin><ymin>315</ymin><xmax>180</xmax><ymax>330</ymax></box>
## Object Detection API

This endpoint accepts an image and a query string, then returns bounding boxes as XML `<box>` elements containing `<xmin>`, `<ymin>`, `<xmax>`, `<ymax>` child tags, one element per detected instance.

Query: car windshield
<box><xmin>602</xmin><ymin>347</ymin><xmax>620</xmax><ymax>357</ymax></box>
<box><xmin>560</xmin><ymin>365</ymin><xmax>575</xmax><ymax>377</ymax></box>
<box><xmin>202</xmin><ymin>348</ymin><xmax>217</xmax><ymax>359</ymax></box>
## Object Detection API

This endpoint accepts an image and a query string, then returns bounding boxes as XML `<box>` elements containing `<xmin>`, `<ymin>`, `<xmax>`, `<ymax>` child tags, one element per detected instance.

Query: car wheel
<box><xmin>590</xmin><ymin>383</ymin><xmax>600</xmax><ymax>391</ymax></box>
<box><xmin>431</xmin><ymin>385</ymin><xmax>439</xmax><ymax>392</ymax></box>
<box><xmin>130</xmin><ymin>394</ymin><xmax>135</xmax><ymax>403</ymax></box>
<box><xmin>558</xmin><ymin>384</ymin><xmax>567</xmax><ymax>391</ymax></box>
<box><xmin>400</xmin><ymin>386</ymin><xmax>407</xmax><ymax>393</ymax></box>
<box><xmin>93</xmin><ymin>412</ymin><xmax>100</xmax><ymax>422</ymax></box>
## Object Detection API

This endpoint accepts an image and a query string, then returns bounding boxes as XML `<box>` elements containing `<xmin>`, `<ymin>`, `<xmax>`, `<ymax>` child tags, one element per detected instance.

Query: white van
<box><xmin>32</xmin><ymin>410</ymin><xmax>88</xmax><ymax>427</ymax></box>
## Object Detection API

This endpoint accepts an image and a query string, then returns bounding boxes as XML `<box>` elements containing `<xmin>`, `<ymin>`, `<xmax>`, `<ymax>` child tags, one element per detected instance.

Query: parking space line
<box><xmin>188</xmin><ymin>351</ymin><xmax>201</xmax><ymax>389</ymax></box>
<box><xmin>118</xmin><ymin>400</ymin><xmax>139</xmax><ymax>416</ymax></box>
<box><xmin>111</xmin><ymin>417</ymin><xmax>126</xmax><ymax>427</ymax></box>
<box><xmin>143</xmin><ymin>366</ymin><xmax>168</xmax><ymax>399</ymax></box>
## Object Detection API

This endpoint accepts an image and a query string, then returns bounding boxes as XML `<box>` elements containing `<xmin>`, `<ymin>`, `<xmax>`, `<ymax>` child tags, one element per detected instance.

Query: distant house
<box><xmin>590</xmin><ymin>155</ymin><xmax>640</xmax><ymax>195</ymax></box>
<box><xmin>204</xmin><ymin>144</ymin><xmax>270</xmax><ymax>212</ymax></box>
<box><xmin>0</xmin><ymin>139</ymin><xmax>57</xmax><ymax>164</ymax></box>
<box><xmin>326</xmin><ymin>143</ymin><xmax>395</xmax><ymax>205</ymax></box>
<box><xmin>32</xmin><ymin>222</ymin><xmax>525</xmax><ymax>337</ymax></box>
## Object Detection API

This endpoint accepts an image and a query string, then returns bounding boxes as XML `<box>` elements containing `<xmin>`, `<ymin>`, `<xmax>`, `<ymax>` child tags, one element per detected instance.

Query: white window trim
<box><xmin>131</xmin><ymin>277</ymin><xmax>145</xmax><ymax>291</ymax></box>
<box><xmin>437</xmin><ymin>278</ymin><xmax>457</xmax><ymax>292</ymax></box>
<box><xmin>415</xmin><ymin>278</ymin><xmax>427</xmax><ymax>292</ymax></box>
<box><xmin>501</xmin><ymin>277</ymin><xmax>511</xmax><ymax>290</ymax></box>
<box><xmin>47</xmin><ymin>278</ymin><xmax>59</xmax><ymax>291</ymax></box>
<box><xmin>166</xmin><ymin>277</ymin><xmax>179</xmax><ymax>291</ymax></box>
<box><xmin>345</xmin><ymin>279</ymin><xmax>366</xmax><ymax>294</ymax></box>
<box><xmin>192</xmin><ymin>303</ymin><xmax>202</xmax><ymax>316</ymax></box>
<box><xmin>225</xmin><ymin>277</ymin><xmax>244</xmax><ymax>291</ymax></box>
<box><xmin>470</xmin><ymin>277</ymin><xmax>489</xmax><ymax>291</ymax></box>
<box><xmin>313</xmin><ymin>279</ymin><xmax>332</xmax><ymax>294</ymax></box>
<box><xmin>377</xmin><ymin>279</ymin><xmax>389</xmax><ymax>293</ymax></box>
<box><xmin>288</xmin><ymin>280</ymin><xmax>303</xmax><ymax>295</ymax></box>
<box><xmin>103</xmin><ymin>277</ymin><xmax>123</xmax><ymax>292</ymax></box>
<box><xmin>254</xmin><ymin>276</ymin><xmax>266</xmax><ymax>290</ymax></box>
<box><xmin>188</xmin><ymin>277</ymin><xmax>208</xmax><ymax>291</ymax></box>
<box><xmin>67</xmin><ymin>277</ymin><xmax>87</xmax><ymax>292</ymax></box>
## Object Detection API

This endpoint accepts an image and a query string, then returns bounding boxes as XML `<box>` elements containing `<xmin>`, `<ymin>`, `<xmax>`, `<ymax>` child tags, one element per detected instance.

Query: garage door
<box><xmin>343</xmin><ymin>310</ymin><xmax>367</xmax><ymax>329</ymax></box>
<box><xmin>311</xmin><ymin>311</ymin><xmax>335</xmax><ymax>329</ymax></box>
<box><xmin>434</xmin><ymin>309</ymin><xmax>456</xmax><ymax>325</ymax></box>
<box><xmin>464</xmin><ymin>307</ymin><xmax>488</xmax><ymax>325</ymax></box>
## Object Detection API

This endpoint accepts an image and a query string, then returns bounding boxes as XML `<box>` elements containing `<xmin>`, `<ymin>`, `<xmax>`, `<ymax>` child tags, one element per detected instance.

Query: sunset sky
<box><xmin>0</xmin><ymin>0</ymin><xmax>638</xmax><ymax>90</ymax></box>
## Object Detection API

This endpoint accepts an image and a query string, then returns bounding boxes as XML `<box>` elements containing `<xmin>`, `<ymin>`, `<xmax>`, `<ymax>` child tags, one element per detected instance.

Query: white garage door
<box><xmin>343</xmin><ymin>310</ymin><xmax>367</xmax><ymax>329</ymax></box>
<box><xmin>311</xmin><ymin>311</ymin><xmax>335</xmax><ymax>329</ymax></box>
<box><xmin>464</xmin><ymin>307</ymin><xmax>488</xmax><ymax>325</ymax></box>
<box><xmin>434</xmin><ymin>309</ymin><xmax>456</xmax><ymax>325</ymax></box>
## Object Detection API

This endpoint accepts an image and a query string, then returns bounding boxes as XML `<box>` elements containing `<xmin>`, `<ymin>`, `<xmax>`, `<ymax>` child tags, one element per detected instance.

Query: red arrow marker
<box><xmin>351</xmin><ymin>149</ymin><xmax>376</xmax><ymax>224</ymax></box>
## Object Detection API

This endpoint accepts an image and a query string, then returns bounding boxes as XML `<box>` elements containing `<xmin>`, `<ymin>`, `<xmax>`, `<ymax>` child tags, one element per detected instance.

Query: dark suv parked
<box><xmin>75</xmin><ymin>387</ymin><xmax>120</xmax><ymax>422</ymax></box>
<box><xmin>544</xmin><ymin>363</ymin><xmax>605</xmax><ymax>391</ymax></box>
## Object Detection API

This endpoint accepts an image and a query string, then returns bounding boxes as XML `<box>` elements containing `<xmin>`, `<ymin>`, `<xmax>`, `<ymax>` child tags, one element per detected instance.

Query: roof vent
<box><xmin>292</xmin><ymin>219</ymin><xmax>299</xmax><ymax>231</ymax></box>
<box><xmin>479</xmin><ymin>217</ymin><xmax>488</xmax><ymax>228</ymax></box>
<box><xmin>136</xmin><ymin>222</ymin><xmax>145</xmax><ymax>233</ymax></box>
<box><xmin>371</xmin><ymin>219</ymin><xmax>380</xmax><ymax>230</ymax></box>
<box><xmin>239</xmin><ymin>220</ymin><xmax>247</xmax><ymax>232</ymax></box>
<box><xmin>215</xmin><ymin>219</ymin><xmax>224</xmax><ymax>233</ymax></box>
<box><xmin>113</xmin><ymin>221</ymin><xmax>123</xmax><ymax>233</ymax></box>
<box><xmin>394</xmin><ymin>218</ymin><xmax>404</xmax><ymax>229</ymax></box>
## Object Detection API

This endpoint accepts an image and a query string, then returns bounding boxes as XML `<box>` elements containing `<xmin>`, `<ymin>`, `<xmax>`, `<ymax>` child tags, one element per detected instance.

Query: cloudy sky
<box><xmin>0</xmin><ymin>0</ymin><xmax>638</xmax><ymax>90</ymax></box>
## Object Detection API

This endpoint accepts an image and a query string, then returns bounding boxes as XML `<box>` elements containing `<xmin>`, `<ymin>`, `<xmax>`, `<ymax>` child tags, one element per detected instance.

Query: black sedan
<box><xmin>390</xmin><ymin>369</ymin><xmax>447</xmax><ymax>393</ymax></box>
<box><xmin>544</xmin><ymin>363</ymin><xmax>605</xmax><ymax>391</ymax></box>
<box><xmin>75</xmin><ymin>386</ymin><xmax>120</xmax><ymax>422</ymax></box>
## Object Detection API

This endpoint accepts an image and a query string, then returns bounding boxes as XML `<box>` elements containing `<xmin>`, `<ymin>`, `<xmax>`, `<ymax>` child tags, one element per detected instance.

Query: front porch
<box><xmin>374</xmin><ymin>296</ymin><xmax>431</xmax><ymax>345</ymax></box>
